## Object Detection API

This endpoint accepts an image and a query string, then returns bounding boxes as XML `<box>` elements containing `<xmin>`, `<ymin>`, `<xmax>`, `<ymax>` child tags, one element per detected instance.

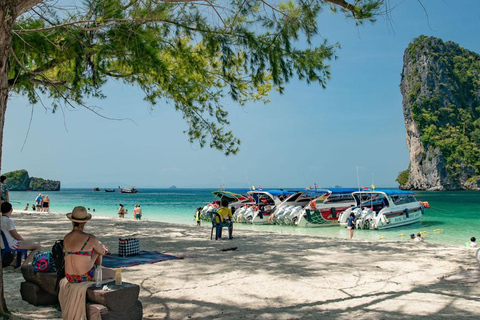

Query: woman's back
<box><xmin>64</xmin><ymin>231</ymin><xmax>99</xmax><ymax>276</ymax></box>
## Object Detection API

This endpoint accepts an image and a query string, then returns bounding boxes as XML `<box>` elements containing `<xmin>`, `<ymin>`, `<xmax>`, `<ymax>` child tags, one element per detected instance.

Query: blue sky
<box><xmin>3</xmin><ymin>0</ymin><xmax>480</xmax><ymax>189</ymax></box>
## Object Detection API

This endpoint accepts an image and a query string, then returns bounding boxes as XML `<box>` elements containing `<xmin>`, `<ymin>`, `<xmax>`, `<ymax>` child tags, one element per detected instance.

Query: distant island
<box><xmin>169</xmin><ymin>185</ymin><xmax>177</xmax><ymax>189</ymax></box>
<box><xmin>3</xmin><ymin>169</ymin><xmax>61</xmax><ymax>191</ymax></box>
<box><xmin>398</xmin><ymin>36</ymin><xmax>480</xmax><ymax>190</ymax></box>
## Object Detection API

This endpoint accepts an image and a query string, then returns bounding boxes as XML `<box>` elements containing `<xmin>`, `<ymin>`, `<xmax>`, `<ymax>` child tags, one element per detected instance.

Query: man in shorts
<box><xmin>1</xmin><ymin>202</ymin><xmax>42</xmax><ymax>266</ymax></box>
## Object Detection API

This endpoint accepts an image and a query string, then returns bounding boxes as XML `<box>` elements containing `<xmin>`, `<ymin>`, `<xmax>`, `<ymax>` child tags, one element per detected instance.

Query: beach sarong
<box><xmin>102</xmin><ymin>251</ymin><xmax>182</xmax><ymax>268</ymax></box>
<box><xmin>59</xmin><ymin>278</ymin><xmax>94</xmax><ymax>320</ymax></box>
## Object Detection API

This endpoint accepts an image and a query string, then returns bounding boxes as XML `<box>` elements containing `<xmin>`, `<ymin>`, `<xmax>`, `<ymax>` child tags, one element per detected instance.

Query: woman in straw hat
<box><xmin>63</xmin><ymin>206</ymin><xmax>115</xmax><ymax>283</ymax></box>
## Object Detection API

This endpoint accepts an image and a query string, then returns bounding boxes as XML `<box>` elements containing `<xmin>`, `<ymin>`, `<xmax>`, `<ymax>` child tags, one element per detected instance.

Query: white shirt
<box><xmin>1</xmin><ymin>215</ymin><xmax>18</xmax><ymax>248</ymax></box>
<box><xmin>470</xmin><ymin>242</ymin><xmax>477</xmax><ymax>248</ymax></box>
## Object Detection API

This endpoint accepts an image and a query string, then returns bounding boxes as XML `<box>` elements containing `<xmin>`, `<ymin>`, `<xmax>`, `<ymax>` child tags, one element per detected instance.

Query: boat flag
<box><xmin>252</xmin><ymin>185</ymin><xmax>256</xmax><ymax>190</ymax></box>
<box><xmin>314</xmin><ymin>183</ymin><xmax>318</xmax><ymax>190</ymax></box>
<box><xmin>371</xmin><ymin>184</ymin><xmax>375</xmax><ymax>190</ymax></box>
<box><xmin>257</xmin><ymin>186</ymin><xmax>262</xmax><ymax>191</ymax></box>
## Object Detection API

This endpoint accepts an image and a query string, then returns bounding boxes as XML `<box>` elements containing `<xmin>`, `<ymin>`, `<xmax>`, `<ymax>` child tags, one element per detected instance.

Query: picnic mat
<box><xmin>102</xmin><ymin>251</ymin><xmax>183</xmax><ymax>268</ymax></box>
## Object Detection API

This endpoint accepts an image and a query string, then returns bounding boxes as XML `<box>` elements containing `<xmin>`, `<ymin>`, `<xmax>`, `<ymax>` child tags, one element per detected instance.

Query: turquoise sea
<box><xmin>9</xmin><ymin>188</ymin><xmax>480</xmax><ymax>247</ymax></box>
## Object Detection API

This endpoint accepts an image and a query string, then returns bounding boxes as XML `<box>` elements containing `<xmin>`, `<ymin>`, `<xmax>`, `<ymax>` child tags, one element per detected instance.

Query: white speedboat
<box><xmin>234</xmin><ymin>190</ymin><xmax>294</xmax><ymax>224</ymax></box>
<box><xmin>201</xmin><ymin>190</ymin><xmax>254</xmax><ymax>220</ymax></box>
<box><xmin>337</xmin><ymin>190</ymin><xmax>425</xmax><ymax>230</ymax></box>
<box><xmin>296</xmin><ymin>188</ymin><xmax>357</xmax><ymax>227</ymax></box>
<box><xmin>269</xmin><ymin>190</ymin><xmax>330</xmax><ymax>225</ymax></box>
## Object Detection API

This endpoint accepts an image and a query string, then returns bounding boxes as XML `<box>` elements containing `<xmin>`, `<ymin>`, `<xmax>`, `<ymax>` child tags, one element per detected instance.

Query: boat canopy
<box><xmin>327</xmin><ymin>188</ymin><xmax>358</xmax><ymax>194</ymax></box>
<box><xmin>212</xmin><ymin>190</ymin><xmax>248</xmax><ymax>201</ymax></box>
<box><xmin>353</xmin><ymin>189</ymin><xmax>414</xmax><ymax>196</ymax></box>
<box><xmin>248</xmin><ymin>189</ymin><xmax>294</xmax><ymax>197</ymax></box>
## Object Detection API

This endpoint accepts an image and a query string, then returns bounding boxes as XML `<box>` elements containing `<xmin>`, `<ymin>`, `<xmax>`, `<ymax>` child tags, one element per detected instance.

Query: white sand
<box><xmin>4</xmin><ymin>211</ymin><xmax>480</xmax><ymax>319</ymax></box>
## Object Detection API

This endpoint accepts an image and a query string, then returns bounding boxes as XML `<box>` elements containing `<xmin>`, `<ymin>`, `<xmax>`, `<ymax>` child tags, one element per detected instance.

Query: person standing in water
<box><xmin>347</xmin><ymin>212</ymin><xmax>355</xmax><ymax>239</ymax></box>
<box><xmin>117</xmin><ymin>204</ymin><xmax>125</xmax><ymax>218</ymax></box>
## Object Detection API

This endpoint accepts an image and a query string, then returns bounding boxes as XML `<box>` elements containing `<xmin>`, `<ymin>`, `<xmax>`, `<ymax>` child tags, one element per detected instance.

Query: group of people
<box><xmin>2</xmin><ymin>201</ymin><xmax>114</xmax><ymax>281</ymax></box>
<box><xmin>117</xmin><ymin>204</ymin><xmax>142</xmax><ymax>220</ymax></box>
<box><xmin>28</xmin><ymin>193</ymin><xmax>51</xmax><ymax>212</ymax></box>
<box><xmin>409</xmin><ymin>233</ymin><xmax>424</xmax><ymax>242</ymax></box>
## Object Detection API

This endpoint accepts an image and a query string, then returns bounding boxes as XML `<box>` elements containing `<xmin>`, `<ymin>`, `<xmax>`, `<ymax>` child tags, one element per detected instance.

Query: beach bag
<box><xmin>118</xmin><ymin>238</ymin><xmax>139</xmax><ymax>257</ymax></box>
<box><xmin>51</xmin><ymin>240</ymin><xmax>65</xmax><ymax>290</ymax></box>
<box><xmin>33</xmin><ymin>251</ymin><xmax>55</xmax><ymax>272</ymax></box>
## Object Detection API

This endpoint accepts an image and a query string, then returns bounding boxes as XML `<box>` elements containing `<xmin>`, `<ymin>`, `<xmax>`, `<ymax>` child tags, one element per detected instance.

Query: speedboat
<box><xmin>234</xmin><ymin>190</ymin><xmax>294</xmax><ymax>224</ymax></box>
<box><xmin>105</xmin><ymin>188</ymin><xmax>115</xmax><ymax>192</ymax></box>
<box><xmin>201</xmin><ymin>190</ymin><xmax>255</xmax><ymax>220</ymax></box>
<box><xmin>269</xmin><ymin>190</ymin><xmax>331</xmax><ymax>225</ymax></box>
<box><xmin>337</xmin><ymin>190</ymin><xmax>426</xmax><ymax>230</ymax></box>
<box><xmin>296</xmin><ymin>188</ymin><xmax>357</xmax><ymax>227</ymax></box>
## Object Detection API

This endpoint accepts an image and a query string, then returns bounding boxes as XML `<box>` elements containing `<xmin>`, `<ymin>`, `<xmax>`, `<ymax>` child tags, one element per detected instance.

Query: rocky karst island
<box><xmin>398</xmin><ymin>35</ymin><xmax>480</xmax><ymax>190</ymax></box>
<box><xmin>3</xmin><ymin>169</ymin><xmax>61</xmax><ymax>191</ymax></box>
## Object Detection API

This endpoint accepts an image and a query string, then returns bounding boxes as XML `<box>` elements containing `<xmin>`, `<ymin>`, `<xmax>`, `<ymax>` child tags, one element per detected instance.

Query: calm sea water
<box><xmin>9</xmin><ymin>188</ymin><xmax>480</xmax><ymax>247</ymax></box>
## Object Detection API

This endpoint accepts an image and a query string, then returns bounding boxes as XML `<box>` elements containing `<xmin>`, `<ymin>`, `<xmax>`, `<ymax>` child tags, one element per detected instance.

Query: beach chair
<box><xmin>1</xmin><ymin>231</ymin><xmax>27</xmax><ymax>267</ymax></box>
<box><xmin>210</xmin><ymin>213</ymin><xmax>230</xmax><ymax>240</ymax></box>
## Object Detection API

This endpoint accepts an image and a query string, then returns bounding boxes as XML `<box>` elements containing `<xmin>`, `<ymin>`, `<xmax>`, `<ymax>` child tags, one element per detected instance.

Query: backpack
<box><xmin>32</xmin><ymin>251</ymin><xmax>55</xmax><ymax>272</ymax></box>
<box><xmin>51</xmin><ymin>240</ymin><xmax>65</xmax><ymax>290</ymax></box>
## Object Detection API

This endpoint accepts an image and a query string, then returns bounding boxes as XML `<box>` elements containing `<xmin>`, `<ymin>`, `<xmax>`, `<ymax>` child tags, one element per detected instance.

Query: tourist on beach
<box><xmin>410</xmin><ymin>233</ymin><xmax>415</xmax><ymax>240</ymax></box>
<box><xmin>31</xmin><ymin>204</ymin><xmax>36</xmax><ymax>211</ymax></box>
<box><xmin>415</xmin><ymin>233</ymin><xmax>423</xmax><ymax>242</ymax></box>
<box><xmin>217</xmin><ymin>199</ymin><xmax>233</xmax><ymax>239</ymax></box>
<box><xmin>117</xmin><ymin>204</ymin><xmax>125</xmax><ymax>218</ymax></box>
<box><xmin>43</xmin><ymin>195</ymin><xmax>50</xmax><ymax>213</ymax></box>
<box><xmin>195</xmin><ymin>207</ymin><xmax>202</xmax><ymax>226</ymax></box>
<box><xmin>469</xmin><ymin>237</ymin><xmax>477</xmax><ymax>248</ymax></box>
<box><xmin>1</xmin><ymin>175</ymin><xmax>9</xmax><ymax>204</ymax></box>
<box><xmin>63</xmin><ymin>206</ymin><xmax>115</xmax><ymax>283</ymax></box>
<box><xmin>135</xmin><ymin>204</ymin><xmax>142</xmax><ymax>220</ymax></box>
<box><xmin>24</xmin><ymin>203</ymin><xmax>29</xmax><ymax>211</ymax></box>
<box><xmin>1</xmin><ymin>202</ymin><xmax>42</xmax><ymax>266</ymax></box>
<box><xmin>35</xmin><ymin>194</ymin><xmax>43</xmax><ymax>212</ymax></box>
<box><xmin>347</xmin><ymin>212</ymin><xmax>355</xmax><ymax>239</ymax></box>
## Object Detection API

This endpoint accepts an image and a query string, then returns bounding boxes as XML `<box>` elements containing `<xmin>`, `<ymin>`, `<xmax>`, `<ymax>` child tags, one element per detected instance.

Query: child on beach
<box><xmin>415</xmin><ymin>233</ymin><xmax>423</xmax><ymax>242</ymax></box>
<box><xmin>469</xmin><ymin>237</ymin><xmax>477</xmax><ymax>248</ymax></box>
<box><xmin>195</xmin><ymin>207</ymin><xmax>202</xmax><ymax>226</ymax></box>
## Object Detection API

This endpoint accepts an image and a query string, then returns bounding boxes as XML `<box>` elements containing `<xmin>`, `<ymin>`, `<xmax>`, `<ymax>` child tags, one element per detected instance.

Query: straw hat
<box><xmin>66</xmin><ymin>206</ymin><xmax>92</xmax><ymax>223</ymax></box>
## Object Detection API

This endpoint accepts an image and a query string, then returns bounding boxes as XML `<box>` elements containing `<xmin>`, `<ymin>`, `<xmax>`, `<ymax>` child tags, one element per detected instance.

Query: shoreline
<box><xmin>4</xmin><ymin>211</ymin><xmax>480</xmax><ymax>319</ymax></box>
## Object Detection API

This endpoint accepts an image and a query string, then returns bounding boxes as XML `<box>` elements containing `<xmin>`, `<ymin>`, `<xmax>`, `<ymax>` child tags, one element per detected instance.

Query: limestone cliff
<box><xmin>399</xmin><ymin>36</ymin><xmax>480</xmax><ymax>190</ymax></box>
<box><xmin>3</xmin><ymin>169</ymin><xmax>61</xmax><ymax>191</ymax></box>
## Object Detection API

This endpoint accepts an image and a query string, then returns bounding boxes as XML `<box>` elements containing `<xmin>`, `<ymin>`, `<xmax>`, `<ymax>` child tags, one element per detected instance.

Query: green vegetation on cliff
<box><xmin>3</xmin><ymin>169</ymin><xmax>61</xmax><ymax>191</ymax></box>
<box><xmin>405</xmin><ymin>35</ymin><xmax>480</xmax><ymax>178</ymax></box>
<box><xmin>396</xmin><ymin>169</ymin><xmax>410</xmax><ymax>186</ymax></box>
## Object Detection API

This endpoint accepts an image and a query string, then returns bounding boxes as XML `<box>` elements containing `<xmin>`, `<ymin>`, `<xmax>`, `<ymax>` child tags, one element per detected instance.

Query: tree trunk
<box><xmin>0</xmin><ymin>0</ymin><xmax>17</xmax><ymax>317</ymax></box>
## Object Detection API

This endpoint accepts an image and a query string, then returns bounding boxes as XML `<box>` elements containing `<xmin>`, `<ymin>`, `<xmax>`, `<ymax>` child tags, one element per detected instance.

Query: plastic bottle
<box><xmin>115</xmin><ymin>269</ymin><xmax>122</xmax><ymax>285</ymax></box>
<box><xmin>95</xmin><ymin>266</ymin><xmax>102</xmax><ymax>287</ymax></box>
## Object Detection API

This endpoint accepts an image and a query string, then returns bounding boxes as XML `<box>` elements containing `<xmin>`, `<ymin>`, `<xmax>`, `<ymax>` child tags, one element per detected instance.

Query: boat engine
<box><xmin>356</xmin><ymin>208</ymin><xmax>374</xmax><ymax>229</ymax></box>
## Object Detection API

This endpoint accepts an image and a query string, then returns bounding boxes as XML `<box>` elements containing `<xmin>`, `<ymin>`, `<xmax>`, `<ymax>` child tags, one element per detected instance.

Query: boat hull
<box><xmin>297</xmin><ymin>205</ymin><xmax>353</xmax><ymax>227</ymax></box>
<box><xmin>373</xmin><ymin>207</ymin><xmax>423</xmax><ymax>229</ymax></box>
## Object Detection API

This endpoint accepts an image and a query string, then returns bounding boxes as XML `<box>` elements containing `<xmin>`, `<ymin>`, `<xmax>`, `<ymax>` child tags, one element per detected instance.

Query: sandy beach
<box><xmin>4</xmin><ymin>210</ymin><xmax>480</xmax><ymax>319</ymax></box>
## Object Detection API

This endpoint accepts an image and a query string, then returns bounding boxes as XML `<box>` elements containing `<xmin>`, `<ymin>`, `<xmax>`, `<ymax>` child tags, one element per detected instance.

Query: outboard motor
<box><xmin>201</xmin><ymin>205</ymin><xmax>216</xmax><ymax>220</ymax></box>
<box><xmin>357</xmin><ymin>208</ymin><xmax>374</xmax><ymax>229</ymax></box>
<box><xmin>289</xmin><ymin>206</ymin><xmax>303</xmax><ymax>225</ymax></box>
<box><xmin>243</xmin><ymin>207</ymin><xmax>255</xmax><ymax>223</ymax></box>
